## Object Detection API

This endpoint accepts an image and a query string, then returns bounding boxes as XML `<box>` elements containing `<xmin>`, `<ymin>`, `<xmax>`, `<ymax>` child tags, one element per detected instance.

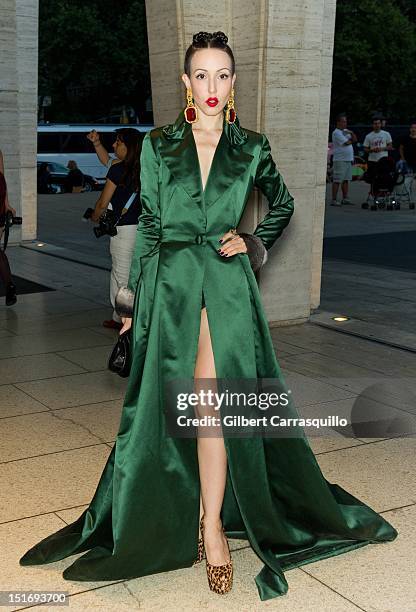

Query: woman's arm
<box><xmin>115</xmin><ymin>132</ymin><xmax>161</xmax><ymax>318</ymax></box>
<box><xmin>87</xmin><ymin>130</ymin><xmax>110</xmax><ymax>167</ymax></box>
<box><xmin>90</xmin><ymin>178</ymin><xmax>117</xmax><ymax>222</ymax></box>
<box><xmin>94</xmin><ymin>142</ymin><xmax>110</xmax><ymax>166</ymax></box>
<box><xmin>240</xmin><ymin>134</ymin><xmax>294</xmax><ymax>271</ymax></box>
<box><xmin>126</xmin><ymin>133</ymin><xmax>161</xmax><ymax>291</ymax></box>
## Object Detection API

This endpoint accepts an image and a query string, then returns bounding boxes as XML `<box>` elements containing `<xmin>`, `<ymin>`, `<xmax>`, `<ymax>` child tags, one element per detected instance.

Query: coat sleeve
<box><xmin>240</xmin><ymin>134</ymin><xmax>294</xmax><ymax>272</ymax></box>
<box><xmin>115</xmin><ymin>132</ymin><xmax>161</xmax><ymax>317</ymax></box>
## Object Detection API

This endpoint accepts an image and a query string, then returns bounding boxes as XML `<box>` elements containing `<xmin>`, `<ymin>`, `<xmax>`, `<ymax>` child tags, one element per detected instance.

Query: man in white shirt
<box><xmin>363</xmin><ymin>117</ymin><xmax>393</xmax><ymax>184</ymax></box>
<box><xmin>331</xmin><ymin>114</ymin><xmax>357</xmax><ymax>206</ymax></box>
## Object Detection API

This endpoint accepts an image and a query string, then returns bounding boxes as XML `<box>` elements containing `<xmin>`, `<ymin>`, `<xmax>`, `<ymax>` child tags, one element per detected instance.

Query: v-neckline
<box><xmin>191</xmin><ymin>128</ymin><xmax>225</xmax><ymax>196</ymax></box>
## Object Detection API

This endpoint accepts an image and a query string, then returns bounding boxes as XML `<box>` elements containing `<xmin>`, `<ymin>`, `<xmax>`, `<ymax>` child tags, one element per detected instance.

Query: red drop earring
<box><xmin>184</xmin><ymin>88</ymin><xmax>198</xmax><ymax>124</ymax></box>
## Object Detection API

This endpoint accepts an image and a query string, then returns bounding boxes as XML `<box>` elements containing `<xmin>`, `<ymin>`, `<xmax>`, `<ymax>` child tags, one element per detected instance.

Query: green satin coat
<box><xmin>20</xmin><ymin>112</ymin><xmax>397</xmax><ymax>600</ymax></box>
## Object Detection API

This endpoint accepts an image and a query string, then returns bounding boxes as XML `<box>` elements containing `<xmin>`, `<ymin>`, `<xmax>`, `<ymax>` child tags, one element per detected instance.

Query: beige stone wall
<box><xmin>0</xmin><ymin>0</ymin><xmax>38</xmax><ymax>242</ymax></box>
<box><xmin>311</xmin><ymin>0</ymin><xmax>337</xmax><ymax>310</ymax></box>
<box><xmin>145</xmin><ymin>0</ymin><xmax>336</xmax><ymax>324</ymax></box>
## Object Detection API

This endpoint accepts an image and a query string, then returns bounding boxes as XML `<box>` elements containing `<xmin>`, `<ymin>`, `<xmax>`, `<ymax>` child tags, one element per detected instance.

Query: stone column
<box><xmin>145</xmin><ymin>0</ymin><xmax>336</xmax><ymax>324</ymax></box>
<box><xmin>0</xmin><ymin>0</ymin><xmax>38</xmax><ymax>243</ymax></box>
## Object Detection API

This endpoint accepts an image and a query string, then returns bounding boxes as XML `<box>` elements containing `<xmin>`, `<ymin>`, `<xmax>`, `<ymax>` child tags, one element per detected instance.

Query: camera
<box><xmin>83</xmin><ymin>207</ymin><xmax>118</xmax><ymax>238</ymax></box>
<box><xmin>6</xmin><ymin>210</ymin><xmax>23</xmax><ymax>227</ymax></box>
<box><xmin>0</xmin><ymin>211</ymin><xmax>23</xmax><ymax>250</ymax></box>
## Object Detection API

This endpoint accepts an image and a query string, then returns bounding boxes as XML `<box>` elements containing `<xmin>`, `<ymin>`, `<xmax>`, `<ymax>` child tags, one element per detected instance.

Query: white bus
<box><xmin>37</xmin><ymin>124</ymin><xmax>153</xmax><ymax>182</ymax></box>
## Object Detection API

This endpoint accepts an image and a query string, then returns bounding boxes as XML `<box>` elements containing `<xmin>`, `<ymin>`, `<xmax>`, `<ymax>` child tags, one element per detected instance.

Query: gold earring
<box><xmin>184</xmin><ymin>88</ymin><xmax>198</xmax><ymax>124</ymax></box>
<box><xmin>225</xmin><ymin>88</ymin><xmax>236</xmax><ymax>124</ymax></box>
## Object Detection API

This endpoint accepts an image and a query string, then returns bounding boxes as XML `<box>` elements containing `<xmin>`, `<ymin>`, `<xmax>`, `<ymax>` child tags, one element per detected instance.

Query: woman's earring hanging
<box><xmin>184</xmin><ymin>88</ymin><xmax>198</xmax><ymax>124</ymax></box>
<box><xmin>225</xmin><ymin>88</ymin><xmax>236</xmax><ymax>124</ymax></box>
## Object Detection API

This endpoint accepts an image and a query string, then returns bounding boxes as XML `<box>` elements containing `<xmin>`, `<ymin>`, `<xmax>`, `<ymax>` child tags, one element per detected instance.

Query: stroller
<box><xmin>361</xmin><ymin>157</ymin><xmax>411</xmax><ymax>210</ymax></box>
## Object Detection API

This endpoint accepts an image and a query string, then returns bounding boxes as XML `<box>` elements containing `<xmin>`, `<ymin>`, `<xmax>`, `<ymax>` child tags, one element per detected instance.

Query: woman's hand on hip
<box><xmin>218</xmin><ymin>229</ymin><xmax>247</xmax><ymax>258</ymax></box>
<box><xmin>120</xmin><ymin>317</ymin><xmax>132</xmax><ymax>335</ymax></box>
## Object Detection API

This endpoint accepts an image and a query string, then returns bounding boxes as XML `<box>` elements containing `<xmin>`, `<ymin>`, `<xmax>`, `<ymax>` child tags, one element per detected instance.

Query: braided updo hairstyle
<box><xmin>184</xmin><ymin>31</ymin><xmax>235</xmax><ymax>76</ymax></box>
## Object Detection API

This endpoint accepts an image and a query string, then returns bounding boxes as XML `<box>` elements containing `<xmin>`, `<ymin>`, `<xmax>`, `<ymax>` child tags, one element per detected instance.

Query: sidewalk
<box><xmin>312</xmin><ymin>182</ymin><xmax>416</xmax><ymax>349</ymax></box>
<box><xmin>0</xmin><ymin>245</ymin><xmax>415</xmax><ymax>611</ymax></box>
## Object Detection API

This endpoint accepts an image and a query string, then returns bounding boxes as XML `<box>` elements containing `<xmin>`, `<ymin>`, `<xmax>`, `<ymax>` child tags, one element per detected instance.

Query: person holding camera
<box><xmin>0</xmin><ymin>150</ymin><xmax>17</xmax><ymax>306</ymax></box>
<box><xmin>89</xmin><ymin>128</ymin><xmax>143</xmax><ymax>330</ymax></box>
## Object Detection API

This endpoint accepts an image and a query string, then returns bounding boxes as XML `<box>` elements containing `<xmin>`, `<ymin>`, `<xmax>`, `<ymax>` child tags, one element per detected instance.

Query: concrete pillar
<box><xmin>145</xmin><ymin>0</ymin><xmax>336</xmax><ymax>324</ymax></box>
<box><xmin>310</xmin><ymin>0</ymin><xmax>337</xmax><ymax>310</ymax></box>
<box><xmin>0</xmin><ymin>0</ymin><xmax>38</xmax><ymax>243</ymax></box>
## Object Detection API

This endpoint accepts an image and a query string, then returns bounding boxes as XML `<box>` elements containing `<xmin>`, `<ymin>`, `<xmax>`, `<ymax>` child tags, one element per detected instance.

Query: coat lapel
<box><xmin>160</xmin><ymin>111</ymin><xmax>253</xmax><ymax>208</ymax></box>
<box><xmin>159</xmin><ymin>117</ymin><xmax>202</xmax><ymax>203</ymax></box>
<box><xmin>203</xmin><ymin>130</ymin><xmax>254</xmax><ymax>208</ymax></box>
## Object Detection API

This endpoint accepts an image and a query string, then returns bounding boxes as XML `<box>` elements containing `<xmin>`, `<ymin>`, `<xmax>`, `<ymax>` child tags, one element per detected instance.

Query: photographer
<box><xmin>89</xmin><ymin>128</ymin><xmax>143</xmax><ymax>330</ymax></box>
<box><xmin>0</xmin><ymin>150</ymin><xmax>17</xmax><ymax>306</ymax></box>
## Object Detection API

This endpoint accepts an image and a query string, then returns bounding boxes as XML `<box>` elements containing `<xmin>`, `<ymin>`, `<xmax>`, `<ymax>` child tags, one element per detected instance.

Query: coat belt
<box><xmin>143</xmin><ymin>230</ymin><xmax>225</xmax><ymax>261</ymax></box>
<box><xmin>159</xmin><ymin>231</ymin><xmax>211</xmax><ymax>246</ymax></box>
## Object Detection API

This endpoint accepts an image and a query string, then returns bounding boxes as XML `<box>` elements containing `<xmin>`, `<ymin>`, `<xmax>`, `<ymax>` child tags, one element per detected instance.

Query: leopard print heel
<box><xmin>206</xmin><ymin>556</ymin><xmax>233</xmax><ymax>595</ymax></box>
<box><xmin>193</xmin><ymin>537</ymin><xmax>205</xmax><ymax>565</ymax></box>
<box><xmin>201</xmin><ymin>515</ymin><xmax>233</xmax><ymax>594</ymax></box>
<box><xmin>193</xmin><ymin>517</ymin><xmax>205</xmax><ymax>565</ymax></box>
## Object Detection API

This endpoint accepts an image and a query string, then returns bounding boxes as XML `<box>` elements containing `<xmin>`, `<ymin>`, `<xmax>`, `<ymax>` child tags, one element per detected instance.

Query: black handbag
<box><xmin>108</xmin><ymin>329</ymin><xmax>131</xmax><ymax>378</ymax></box>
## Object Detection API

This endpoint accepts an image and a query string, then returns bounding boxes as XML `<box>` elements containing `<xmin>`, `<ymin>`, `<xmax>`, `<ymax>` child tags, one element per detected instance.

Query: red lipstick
<box><xmin>206</xmin><ymin>97</ymin><xmax>219</xmax><ymax>107</ymax></box>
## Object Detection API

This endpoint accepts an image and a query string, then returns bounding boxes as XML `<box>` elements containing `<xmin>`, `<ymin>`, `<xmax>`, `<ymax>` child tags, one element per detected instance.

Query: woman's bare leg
<box><xmin>194</xmin><ymin>306</ymin><xmax>231</xmax><ymax>565</ymax></box>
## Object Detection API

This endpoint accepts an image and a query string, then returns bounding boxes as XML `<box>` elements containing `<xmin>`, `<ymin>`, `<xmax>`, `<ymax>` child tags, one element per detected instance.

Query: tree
<box><xmin>39</xmin><ymin>0</ymin><xmax>151</xmax><ymax>122</ymax></box>
<box><xmin>331</xmin><ymin>0</ymin><xmax>416</xmax><ymax>123</ymax></box>
<box><xmin>395</xmin><ymin>0</ymin><xmax>416</xmax><ymax>23</ymax></box>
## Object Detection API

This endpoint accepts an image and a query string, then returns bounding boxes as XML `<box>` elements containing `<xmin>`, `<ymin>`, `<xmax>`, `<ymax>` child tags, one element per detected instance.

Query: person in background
<box><xmin>398</xmin><ymin>122</ymin><xmax>416</xmax><ymax>174</ymax></box>
<box><xmin>87</xmin><ymin>130</ymin><xmax>113</xmax><ymax>169</ymax></box>
<box><xmin>66</xmin><ymin>160</ymin><xmax>85</xmax><ymax>193</ymax></box>
<box><xmin>89</xmin><ymin>128</ymin><xmax>143</xmax><ymax>330</ymax></box>
<box><xmin>363</xmin><ymin>116</ymin><xmax>393</xmax><ymax>184</ymax></box>
<box><xmin>37</xmin><ymin>162</ymin><xmax>54</xmax><ymax>194</ymax></box>
<box><xmin>331</xmin><ymin>113</ymin><xmax>357</xmax><ymax>206</ymax></box>
<box><xmin>0</xmin><ymin>150</ymin><xmax>17</xmax><ymax>305</ymax></box>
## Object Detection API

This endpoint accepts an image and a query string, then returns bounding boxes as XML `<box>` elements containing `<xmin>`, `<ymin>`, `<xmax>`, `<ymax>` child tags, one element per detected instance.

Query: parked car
<box><xmin>36</xmin><ymin>161</ymin><xmax>104</xmax><ymax>193</ymax></box>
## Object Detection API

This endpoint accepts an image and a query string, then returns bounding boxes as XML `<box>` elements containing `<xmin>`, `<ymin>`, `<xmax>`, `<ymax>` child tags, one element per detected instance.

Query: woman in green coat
<box><xmin>20</xmin><ymin>31</ymin><xmax>397</xmax><ymax>601</ymax></box>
